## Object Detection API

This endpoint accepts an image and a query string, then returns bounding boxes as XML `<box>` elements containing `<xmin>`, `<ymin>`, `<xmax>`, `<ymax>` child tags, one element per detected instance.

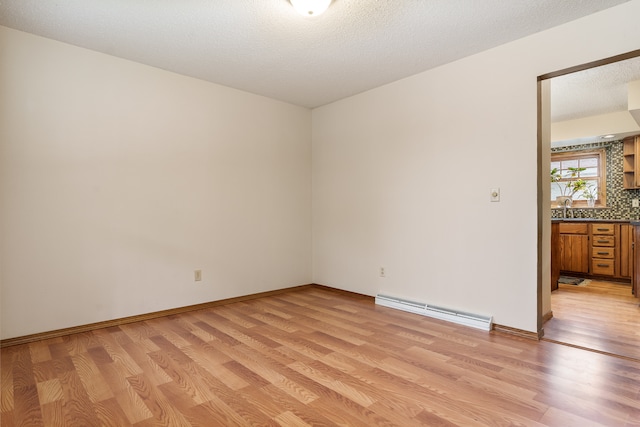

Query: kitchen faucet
<box><xmin>563</xmin><ymin>198</ymin><xmax>573</xmax><ymax>218</ymax></box>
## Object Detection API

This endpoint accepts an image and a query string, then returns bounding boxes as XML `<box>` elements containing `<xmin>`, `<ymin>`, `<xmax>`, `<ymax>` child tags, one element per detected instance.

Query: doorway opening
<box><xmin>538</xmin><ymin>50</ymin><xmax>640</xmax><ymax>360</ymax></box>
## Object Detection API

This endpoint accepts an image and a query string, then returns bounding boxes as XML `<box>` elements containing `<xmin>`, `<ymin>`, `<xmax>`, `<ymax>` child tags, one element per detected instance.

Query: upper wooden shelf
<box><xmin>623</xmin><ymin>135</ymin><xmax>640</xmax><ymax>189</ymax></box>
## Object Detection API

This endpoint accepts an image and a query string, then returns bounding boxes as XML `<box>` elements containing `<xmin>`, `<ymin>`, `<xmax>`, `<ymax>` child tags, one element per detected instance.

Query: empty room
<box><xmin>1</xmin><ymin>1</ymin><xmax>640</xmax><ymax>425</ymax></box>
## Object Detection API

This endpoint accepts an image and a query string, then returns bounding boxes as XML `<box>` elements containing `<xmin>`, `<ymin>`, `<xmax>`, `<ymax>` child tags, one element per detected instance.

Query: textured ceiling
<box><xmin>0</xmin><ymin>0</ymin><xmax>633</xmax><ymax>110</ymax></box>
<box><xmin>551</xmin><ymin>55</ymin><xmax>640</xmax><ymax>122</ymax></box>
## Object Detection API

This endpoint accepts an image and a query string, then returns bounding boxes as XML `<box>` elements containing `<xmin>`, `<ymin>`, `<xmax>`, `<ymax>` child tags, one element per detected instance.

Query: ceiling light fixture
<box><xmin>601</xmin><ymin>134</ymin><xmax>616</xmax><ymax>139</ymax></box>
<box><xmin>290</xmin><ymin>0</ymin><xmax>332</xmax><ymax>16</ymax></box>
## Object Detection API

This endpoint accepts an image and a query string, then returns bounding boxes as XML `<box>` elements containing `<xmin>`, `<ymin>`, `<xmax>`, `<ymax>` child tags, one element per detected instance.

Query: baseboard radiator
<box><xmin>375</xmin><ymin>294</ymin><xmax>493</xmax><ymax>331</ymax></box>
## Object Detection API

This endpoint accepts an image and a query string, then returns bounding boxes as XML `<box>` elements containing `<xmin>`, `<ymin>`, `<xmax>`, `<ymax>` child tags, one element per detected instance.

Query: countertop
<box><xmin>552</xmin><ymin>218</ymin><xmax>640</xmax><ymax>225</ymax></box>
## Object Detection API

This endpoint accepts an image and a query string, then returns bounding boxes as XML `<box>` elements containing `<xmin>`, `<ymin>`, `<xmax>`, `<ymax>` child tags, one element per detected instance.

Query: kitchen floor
<box><xmin>544</xmin><ymin>280</ymin><xmax>640</xmax><ymax>361</ymax></box>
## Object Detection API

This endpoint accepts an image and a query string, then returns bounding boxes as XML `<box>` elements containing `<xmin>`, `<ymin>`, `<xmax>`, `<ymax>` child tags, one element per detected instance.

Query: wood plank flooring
<box><xmin>2</xmin><ymin>286</ymin><xmax>640</xmax><ymax>426</ymax></box>
<box><xmin>544</xmin><ymin>280</ymin><xmax>640</xmax><ymax>360</ymax></box>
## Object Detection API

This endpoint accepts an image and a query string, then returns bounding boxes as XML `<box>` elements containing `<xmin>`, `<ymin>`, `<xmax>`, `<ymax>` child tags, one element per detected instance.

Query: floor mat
<box><xmin>558</xmin><ymin>276</ymin><xmax>589</xmax><ymax>286</ymax></box>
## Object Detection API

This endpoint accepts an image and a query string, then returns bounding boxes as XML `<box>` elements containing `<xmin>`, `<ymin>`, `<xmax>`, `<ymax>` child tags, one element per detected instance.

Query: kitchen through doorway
<box><xmin>539</xmin><ymin>50</ymin><xmax>640</xmax><ymax>360</ymax></box>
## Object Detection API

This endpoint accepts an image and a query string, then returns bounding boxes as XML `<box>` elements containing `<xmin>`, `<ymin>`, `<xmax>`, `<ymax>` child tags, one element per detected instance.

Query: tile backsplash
<box><xmin>551</xmin><ymin>140</ymin><xmax>640</xmax><ymax>220</ymax></box>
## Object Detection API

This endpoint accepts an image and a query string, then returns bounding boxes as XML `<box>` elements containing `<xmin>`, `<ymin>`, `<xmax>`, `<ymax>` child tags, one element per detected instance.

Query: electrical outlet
<box><xmin>194</xmin><ymin>270</ymin><xmax>202</xmax><ymax>281</ymax></box>
<box><xmin>633</xmin><ymin>199</ymin><xmax>639</xmax><ymax>208</ymax></box>
<box><xmin>380</xmin><ymin>267</ymin><xmax>385</xmax><ymax>277</ymax></box>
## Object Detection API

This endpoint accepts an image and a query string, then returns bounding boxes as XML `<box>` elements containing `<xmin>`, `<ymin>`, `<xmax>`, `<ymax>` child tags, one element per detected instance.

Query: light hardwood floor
<box><xmin>544</xmin><ymin>280</ymin><xmax>640</xmax><ymax>361</ymax></box>
<box><xmin>2</xmin><ymin>286</ymin><xmax>639</xmax><ymax>426</ymax></box>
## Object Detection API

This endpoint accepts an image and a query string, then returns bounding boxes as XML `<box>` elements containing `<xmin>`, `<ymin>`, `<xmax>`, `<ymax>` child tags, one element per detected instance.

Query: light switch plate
<box><xmin>490</xmin><ymin>188</ymin><xmax>500</xmax><ymax>202</ymax></box>
<box><xmin>633</xmin><ymin>199</ymin><xmax>639</xmax><ymax>208</ymax></box>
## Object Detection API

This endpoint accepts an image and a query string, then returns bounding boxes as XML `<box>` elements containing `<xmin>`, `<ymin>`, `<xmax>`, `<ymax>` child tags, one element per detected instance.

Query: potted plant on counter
<box><xmin>551</xmin><ymin>166</ymin><xmax>587</xmax><ymax>207</ymax></box>
<box><xmin>581</xmin><ymin>182</ymin><xmax>598</xmax><ymax>208</ymax></box>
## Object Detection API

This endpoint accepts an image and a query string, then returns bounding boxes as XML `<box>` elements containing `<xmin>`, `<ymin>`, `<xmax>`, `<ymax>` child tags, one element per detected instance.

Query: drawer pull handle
<box><xmin>596</xmin><ymin>252</ymin><xmax>609</xmax><ymax>255</ymax></box>
<box><xmin>597</xmin><ymin>240</ymin><xmax>609</xmax><ymax>243</ymax></box>
<box><xmin>597</xmin><ymin>263</ymin><xmax>610</xmax><ymax>267</ymax></box>
<box><xmin>596</xmin><ymin>228</ymin><xmax>609</xmax><ymax>231</ymax></box>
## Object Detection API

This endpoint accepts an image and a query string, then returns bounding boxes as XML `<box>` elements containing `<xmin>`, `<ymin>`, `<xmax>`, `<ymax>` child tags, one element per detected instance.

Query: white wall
<box><xmin>3</xmin><ymin>2</ymin><xmax>639</xmax><ymax>340</ymax></box>
<box><xmin>0</xmin><ymin>27</ymin><xmax>312</xmax><ymax>339</ymax></box>
<box><xmin>552</xmin><ymin>111</ymin><xmax>640</xmax><ymax>142</ymax></box>
<box><xmin>312</xmin><ymin>1</ymin><xmax>640</xmax><ymax>332</ymax></box>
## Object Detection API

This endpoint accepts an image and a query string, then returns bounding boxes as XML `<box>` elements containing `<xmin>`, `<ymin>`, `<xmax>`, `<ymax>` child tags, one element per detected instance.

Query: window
<box><xmin>551</xmin><ymin>149</ymin><xmax>606</xmax><ymax>207</ymax></box>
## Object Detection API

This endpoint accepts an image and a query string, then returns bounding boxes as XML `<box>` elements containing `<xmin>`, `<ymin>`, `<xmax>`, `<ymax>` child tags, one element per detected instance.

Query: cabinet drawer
<box><xmin>592</xmin><ymin>247</ymin><xmax>615</xmax><ymax>258</ymax></box>
<box><xmin>559</xmin><ymin>223</ymin><xmax>588</xmax><ymax>234</ymax></box>
<box><xmin>591</xmin><ymin>259</ymin><xmax>614</xmax><ymax>276</ymax></box>
<box><xmin>590</xmin><ymin>223</ymin><xmax>615</xmax><ymax>235</ymax></box>
<box><xmin>592</xmin><ymin>236</ymin><xmax>615</xmax><ymax>247</ymax></box>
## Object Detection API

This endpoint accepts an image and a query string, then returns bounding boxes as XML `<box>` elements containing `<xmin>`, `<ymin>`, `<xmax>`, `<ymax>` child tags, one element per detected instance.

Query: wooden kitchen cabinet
<box><xmin>553</xmin><ymin>221</ymin><xmax>634</xmax><ymax>285</ymax></box>
<box><xmin>558</xmin><ymin>223</ymin><xmax>589</xmax><ymax>274</ymax></box>
<box><xmin>591</xmin><ymin>223</ymin><xmax>615</xmax><ymax>276</ymax></box>
<box><xmin>551</xmin><ymin>222</ymin><xmax>560</xmax><ymax>292</ymax></box>
<box><xmin>623</xmin><ymin>135</ymin><xmax>640</xmax><ymax>189</ymax></box>
<box><xmin>619</xmin><ymin>223</ymin><xmax>633</xmax><ymax>279</ymax></box>
<box><xmin>634</xmin><ymin>225</ymin><xmax>640</xmax><ymax>297</ymax></box>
